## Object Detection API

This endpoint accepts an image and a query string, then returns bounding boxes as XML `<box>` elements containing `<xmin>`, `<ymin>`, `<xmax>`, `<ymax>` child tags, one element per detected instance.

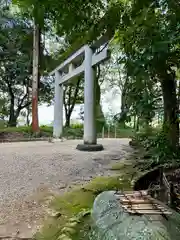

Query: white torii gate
<box><xmin>50</xmin><ymin>42</ymin><xmax>110</xmax><ymax>151</ymax></box>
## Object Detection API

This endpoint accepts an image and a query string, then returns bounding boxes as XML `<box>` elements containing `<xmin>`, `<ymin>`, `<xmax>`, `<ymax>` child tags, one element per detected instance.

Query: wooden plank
<box><xmin>123</xmin><ymin>206</ymin><xmax>171</xmax><ymax>213</ymax></box>
<box><xmin>123</xmin><ymin>204</ymin><xmax>166</xmax><ymax>210</ymax></box>
<box><xmin>122</xmin><ymin>203</ymin><xmax>164</xmax><ymax>208</ymax></box>
<box><xmin>124</xmin><ymin>209</ymin><xmax>172</xmax><ymax>215</ymax></box>
<box><xmin>120</xmin><ymin>196</ymin><xmax>160</xmax><ymax>204</ymax></box>
<box><xmin>120</xmin><ymin>199</ymin><xmax>150</xmax><ymax>204</ymax></box>
<box><xmin>122</xmin><ymin>190</ymin><xmax>148</xmax><ymax>196</ymax></box>
<box><xmin>120</xmin><ymin>196</ymin><xmax>152</xmax><ymax>201</ymax></box>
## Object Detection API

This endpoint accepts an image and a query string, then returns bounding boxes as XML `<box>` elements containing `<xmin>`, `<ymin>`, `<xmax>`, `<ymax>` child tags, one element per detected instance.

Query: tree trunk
<box><xmin>178</xmin><ymin>80</ymin><xmax>180</xmax><ymax>114</ymax></box>
<box><xmin>63</xmin><ymin>79</ymin><xmax>81</xmax><ymax>127</ymax></box>
<box><xmin>8</xmin><ymin>116</ymin><xmax>17</xmax><ymax>127</ymax></box>
<box><xmin>136</xmin><ymin>116</ymin><xmax>139</xmax><ymax>132</ymax></box>
<box><xmin>26</xmin><ymin>84</ymin><xmax>30</xmax><ymax>126</ymax></box>
<box><xmin>65</xmin><ymin>85</ymin><xmax>72</xmax><ymax>127</ymax></box>
<box><xmin>161</xmin><ymin>74</ymin><xmax>179</xmax><ymax>148</ymax></box>
<box><xmin>95</xmin><ymin>74</ymin><xmax>105</xmax><ymax>132</ymax></box>
<box><xmin>120</xmin><ymin>78</ymin><xmax>128</xmax><ymax>127</ymax></box>
<box><xmin>26</xmin><ymin>106</ymin><xmax>30</xmax><ymax>126</ymax></box>
<box><xmin>65</xmin><ymin>114</ymin><xmax>70</xmax><ymax>127</ymax></box>
<box><xmin>133</xmin><ymin>115</ymin><xmax>136</xmax><ymax>129</ymax></box>
<box><xmin>8</xmin><ymin>97</ymin><xmax>17</xmax><ymax>127</ymax></box>
<box><xmin>32</xmin><ymin>20</ymin><xmax>40</xmax><ymax>132</ymax></box>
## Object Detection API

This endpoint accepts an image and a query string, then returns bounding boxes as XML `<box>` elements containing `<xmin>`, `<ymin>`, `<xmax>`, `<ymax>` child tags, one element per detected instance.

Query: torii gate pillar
<box><xmin>82</xmin><ymin>46</ymin><xmax>96</xmax><ymax>144</ymax></box>
<box><xmin>76</xmin><ymin>46</ymin><xmax>103</xmax><ymax>151</ymax></box>
<box><xmin>53</xmin><ymin>71</ymin><xmax>63</xmax><ymax>138</ymax></box>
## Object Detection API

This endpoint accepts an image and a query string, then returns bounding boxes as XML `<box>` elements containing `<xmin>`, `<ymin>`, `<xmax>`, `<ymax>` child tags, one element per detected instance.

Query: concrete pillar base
<box><xmin>76</xmin><ymin>143</ymin><xmax>104</xmax><ymax>152</ymax></box>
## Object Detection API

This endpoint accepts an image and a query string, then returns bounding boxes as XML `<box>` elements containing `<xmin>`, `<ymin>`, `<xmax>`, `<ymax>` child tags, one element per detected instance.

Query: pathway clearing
<box><xmin>0</xmin><ymin>139</ymin><xmax>132</xmax><ymax>239</ymax></box>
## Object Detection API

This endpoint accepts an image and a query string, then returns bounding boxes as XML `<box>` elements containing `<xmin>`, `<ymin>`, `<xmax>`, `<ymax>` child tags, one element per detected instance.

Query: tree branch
<box><xmin>18</xmin><ymin>93</ymin><xmax>28</xmax><ymax>109</ymax></box>
<box><xmin>6</xmin><ymin>78</ymin><xmax>14</xmax><ymax>99</ymax></box>
<box><xmin>68</xmin><ymin>85</ymin><xmax>72</xmax><ymax>112</ymax></box>
<box><xmin>63</xmin><ymin>86</ymin><xmax>68</xmax><ymax>116</ymax></box>
<box><xmin>96</xmin><ymin>65</ymin><xmax>101</xmax><ymax>80</ymax></box>
<box><xmin>16</xmin><ymin>101</ymin><xmax>31</xmax><ymax>118</ymax></box>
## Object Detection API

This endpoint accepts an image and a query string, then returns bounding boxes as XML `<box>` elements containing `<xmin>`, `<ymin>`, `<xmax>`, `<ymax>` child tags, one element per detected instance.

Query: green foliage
<box><xmin>0</xmin><ymin>7</ymin><xmax>53</xmax><ymax>125</ymax></box>
<box><xmin>114</xmin><ymin>0</ymin><xmax>180</xmax><ymax>146</ymax></box>
<box><xmin>0</xmin><ymin>126</ymin><xmax>31</xmax><ymax>134</ymax></box>
<box><xmin>12</xmin><ymin>0</ymin><xmax>107</xmax><ymax>69</ymax></box>
<box><xmin>40</xmin><ymin>125</ymin><xmax>53</xmax><ymax>133</ymax></box>
<box><xmin>0</xmin><ymin>125</ymin><xmax>52</xmax><ymax>137</ymax></box>
<box><xmin>63</xmin><ymin>127</ymin><xmax>83</xmax><ymax>139</ymax></box>
<box><xmin>42</xmin><ymin>1</ymin><xmax>123</xmax><ymax>72</ymax></box>
<box><xmin>132</xmin><ymin>128</ymin><xmax>180</xmax><ymax>170</ymax></box>
<box><xmin>0</xmin><ymin>9</ymin><xmax>32</xmax><ymax>124</ymax></box>
<box><xmin>70</xmin><ymin>123</ymin><xmax>83</xmax><ymax>129</ymax></box>
<box><xmin>0</xmin><ymin>120</ymin><xmax>6</xmax><ymax>128</ymax></box>
<box><xmin>146</xmin><ymin>131</ymin><xmax>180</xmax><ymax>163</ymax></box>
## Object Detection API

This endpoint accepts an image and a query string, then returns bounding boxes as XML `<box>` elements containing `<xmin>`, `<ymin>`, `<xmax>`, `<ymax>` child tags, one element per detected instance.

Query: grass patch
<box><xmin>82</xmin><ymin>176</ymin><xmax>131</xmax><ymax>194</ymax></box>
<box><xmin>35</xmin><ymin>175</ymin><xmax>132</xmax><ymax>240</ymax></box>
<box><xmin>111</xmin><ymin>160</ymin><xmax>134</xmax><ymax>171</ymax></box>
<box><xmin>111</xmin><ymin>162</ymin><xmax>128</xmax><ymax>171</ymax></box>
<box><xmin>51</xmin><ymin>189</ymin><xmax>95</xmax><ymax>216</ymax></box>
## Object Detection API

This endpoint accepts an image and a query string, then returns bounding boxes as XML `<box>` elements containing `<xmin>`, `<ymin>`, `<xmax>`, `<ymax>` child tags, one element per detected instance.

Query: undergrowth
<box><xmin>0</xmin><ymin>125</ymin><xmax>133</xmax><ymax>139</ymax></box>
<box><xmin>131</xmin><ymin>128</ymin><xmax>180</xmax><ymax>170</ymax></box>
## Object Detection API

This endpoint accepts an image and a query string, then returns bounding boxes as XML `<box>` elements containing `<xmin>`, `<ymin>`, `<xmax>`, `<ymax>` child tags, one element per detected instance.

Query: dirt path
<box><xmin>0</xmin><ymin>139</ymin><xmax>132</xmax><ymax>238</ymax></box>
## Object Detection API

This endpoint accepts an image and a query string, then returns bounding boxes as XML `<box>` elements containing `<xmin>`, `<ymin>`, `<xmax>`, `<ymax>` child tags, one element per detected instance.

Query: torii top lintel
<box><xmin>50</xmin><ymin>33</ymin><xmax>111</xmax><ymax>77</ymax></box>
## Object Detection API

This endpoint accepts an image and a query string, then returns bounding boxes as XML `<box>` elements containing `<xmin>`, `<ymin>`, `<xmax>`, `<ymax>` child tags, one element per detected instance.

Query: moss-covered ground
<box><xmin>35</xmin><ymin>169</ymin><xmax>133</xmax><ymax>240</ymax></box>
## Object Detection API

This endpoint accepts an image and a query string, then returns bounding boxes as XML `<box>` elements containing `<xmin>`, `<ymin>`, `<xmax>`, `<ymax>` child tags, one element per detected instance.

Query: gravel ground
<box><xmin>0</xmin><ymin>138</ymin><xmax>132</xmax><ymax>238</ymax></box>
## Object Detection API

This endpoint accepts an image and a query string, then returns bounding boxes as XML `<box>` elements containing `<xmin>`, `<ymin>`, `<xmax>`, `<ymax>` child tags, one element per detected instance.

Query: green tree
<box><xmin>63</xmin><ymin>78</ymin><xmax>83</xmax><ymax>127</ymax></box>
<box><xmin>114</xmin><ymin>0</ymin><xmax>180</xmax><ymax>148</ymax></box>
<box><xmin>0</xmin><ymin>8</ymin><xmax>52</xmax><ymax>126</ymax></box>
<box><xmin>12</xmin><ymin>0</ymin><xmax>106</xmax><ymax>132</ymax></box>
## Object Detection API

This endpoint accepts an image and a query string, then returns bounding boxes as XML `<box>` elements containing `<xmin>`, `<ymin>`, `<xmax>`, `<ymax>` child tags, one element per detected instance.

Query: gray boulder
<box><xmin>89</xmin><ymin>191</ymin><xmax>180</xmax><ymax>240</ymax></box>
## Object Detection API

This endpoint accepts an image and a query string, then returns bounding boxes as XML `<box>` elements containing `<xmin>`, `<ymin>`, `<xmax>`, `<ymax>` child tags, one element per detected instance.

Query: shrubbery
<box><xmin>0</xmin><ymin>125</ymin><xmax>53</xmax><ymax>138</ymax></box>
<box><xmin>131</xmin><ymin>127</ymin><xmax>180</xmax><ymax>170</ymax></box>
<box><xmin>0</xmin><ymin>124</ymin><xmax>133</xmax><ymax>139</ymax></box>
<box><xmin>63</xmin><ymin>127</ymin><xmax>83</xmax><ymax>139</ymax></box>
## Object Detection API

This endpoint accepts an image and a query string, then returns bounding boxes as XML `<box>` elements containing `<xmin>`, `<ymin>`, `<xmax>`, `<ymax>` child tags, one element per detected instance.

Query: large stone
<box><xmin>89</xmin><ymin>191</ymin><xmax>180</xmax><ymax>240</ymax></box>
